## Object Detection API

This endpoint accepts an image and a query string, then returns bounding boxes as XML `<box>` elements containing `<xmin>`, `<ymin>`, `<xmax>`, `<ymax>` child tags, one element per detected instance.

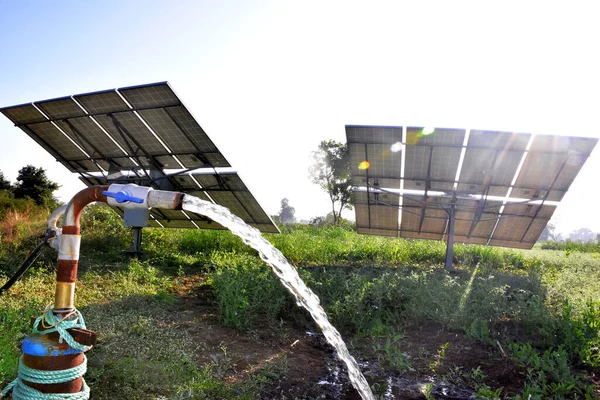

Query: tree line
<box><xmin>0</xmin><ymin>165</ymin><xmax>60</xmax><ymax>209</ymax></box>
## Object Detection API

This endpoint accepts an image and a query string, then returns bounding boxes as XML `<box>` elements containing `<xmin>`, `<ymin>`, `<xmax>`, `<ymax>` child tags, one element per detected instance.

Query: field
<box><xmin>1</xmin><ymin>204</ymin><xmax>600</xmax><ymax>399</ymax></box>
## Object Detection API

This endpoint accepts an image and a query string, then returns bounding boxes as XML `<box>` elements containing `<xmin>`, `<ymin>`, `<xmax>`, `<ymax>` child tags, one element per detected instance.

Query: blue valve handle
<box><xmin>102</xmin><ymin>191</ymin><xmax>144</xmax><ymax>204</ymax></box>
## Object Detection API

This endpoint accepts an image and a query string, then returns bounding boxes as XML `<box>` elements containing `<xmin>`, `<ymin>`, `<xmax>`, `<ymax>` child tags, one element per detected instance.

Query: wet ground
<box><xmin>165</xmin><ymin>276</ymin><xmax>527</xmax><ymax>399</ymax></box>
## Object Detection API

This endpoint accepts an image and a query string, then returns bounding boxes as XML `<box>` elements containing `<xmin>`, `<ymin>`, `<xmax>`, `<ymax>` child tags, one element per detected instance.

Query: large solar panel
<box><xmin>346</xmin><ymin>125</ymin><xmax>597</xmax><ymax>249</ymax></box>
<box><xmin>1</xmin><ymin>82</ymin><xmax>278</xmax><ymax>234</ymax></box>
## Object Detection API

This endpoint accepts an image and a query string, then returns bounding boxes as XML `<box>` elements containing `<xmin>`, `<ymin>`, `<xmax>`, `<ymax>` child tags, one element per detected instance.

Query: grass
<box><xmin>1</xmin><ymin>205</ymin><xmax>600</xmax><ymax>398</ymax></box>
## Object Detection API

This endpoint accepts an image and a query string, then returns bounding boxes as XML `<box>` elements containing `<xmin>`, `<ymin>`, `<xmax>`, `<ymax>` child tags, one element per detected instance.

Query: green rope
<box><xmin>1</xmin><ymin>307</ymin><xmax>91</xmax><ymax>399</ymax></box>
<box><xmin>1</xmin><ymin>356</ymin><xmax>90</xmax><ymax>400</ymax></box>
<box><xmin>2</xmin><ymin>376</ymin><xmax>90</xmax><ymax>400</ymax></box>
<box><xmin>32</xmin><ymin>307</ymin><xmax>91</xmax><ymax>352</ymax></box>
<box><xmin>16</xmin><ymin>356</ymin><xmax>87</xmax><ymax>384</ymax></box>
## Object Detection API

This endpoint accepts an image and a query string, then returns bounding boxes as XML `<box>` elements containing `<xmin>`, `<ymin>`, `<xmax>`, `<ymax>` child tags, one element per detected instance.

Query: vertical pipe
<box><xmin>445</xmin><ymin>202</ymin><xmax>456</xmax><ymax>271</ymax></box>
<box><xmin>54</xmin><ymin>186</ymin><xmax>108</xmax><ymax>313</ymax></box>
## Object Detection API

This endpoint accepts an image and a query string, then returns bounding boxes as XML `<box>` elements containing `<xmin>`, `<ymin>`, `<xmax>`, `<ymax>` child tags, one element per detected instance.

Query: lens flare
<box><xmin>390</xmin><ymin>142</ymin><xmax>403</xmax><ymax>153</ymax></box>
<box><xmin>358</xmin><ymin>160</ymin><xmax>370</xmax><ymax>170</ymax></box>
<box><xmin>422</xmin><ymin>127</ymin><xmax>435</xmax><ymax>136</ymax></box>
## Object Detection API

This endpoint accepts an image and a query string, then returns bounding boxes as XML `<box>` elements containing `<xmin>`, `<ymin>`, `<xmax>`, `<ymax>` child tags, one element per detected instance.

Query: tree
<box><xmin>568</xmin><ymin>227</ymin><xmax>596</xmax><ymax>243</ymax></box>
<box><xmin>0</xmin><ymin>170</ymin><xmax>11</xmax><ymax>191</ymax></box>
<box><xmin>13</xmin><ymin>165</ymin><xmax>59</xmax><ymax>207</ymax></box>
<box><xmin>544</xmin><ymin>222</ymin><xmax>562</xmax><ymax>242</ymax></box>
<box><xmin>309</xmin><ymin>140</ymin><xmax>352</xmax><ymax>223</ymax></box>
<box><xmin>278</xmin><ymin>198</ymin><xmax>296</xmax><ymax>223</ymax></box>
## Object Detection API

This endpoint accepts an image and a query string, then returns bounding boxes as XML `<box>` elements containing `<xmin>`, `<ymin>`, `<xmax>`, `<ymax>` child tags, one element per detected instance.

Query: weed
<box><xmin>507</xmin><ymin>342</ymin><xmax>592</xmax><ymax>398</ymax></box>
<box><xmin>429</xmin><ymin>342</ymin><xmax>449</xmax><ymax>373</ymax></box>
<box><xmin>372</xmin><ymin>333</ymin><xmax>413</xmax><ymax>371</ymax></box>
<box><xmin>469</xmin><ymin>318</ymin><xmax>491</xmax><ymax>343</ymax></box>
<box><xmin>473</xmin><ymin>384</ymin><xmax>502</xmax><ymax>399</ymax></box>
<box><xmin>470</xmin><ymin>366</ymin><xmax>486</xmax><ymax>383</ymax></box>
<box><xmin>421</xmin><ymin>382</ymin><xmax>435</xmax><ymax>400</ymax></box>
<box><xmin>209</xmin><ymin>343</ymin><xmax>236</xmax><ymax>378</ymax></box>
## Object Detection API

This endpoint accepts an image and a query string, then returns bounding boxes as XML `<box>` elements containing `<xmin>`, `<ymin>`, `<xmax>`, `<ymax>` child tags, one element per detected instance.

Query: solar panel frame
<box><xmin>1</xmin><ymin>82</ymin><xmax>232</xmax><ymax>175</ymax></box>
<box><xmin>346</xmin><ymin>125</ymin><xmax>597</xmax><ymax>249</ymax></box>
<box><xmin>0</xmin><ymin>82</ymin><xmax>278</xmax><ymax>234</ymax></box>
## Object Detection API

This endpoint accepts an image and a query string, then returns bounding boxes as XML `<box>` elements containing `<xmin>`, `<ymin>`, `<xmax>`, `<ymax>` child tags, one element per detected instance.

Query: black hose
<box><xmin>0</xmin><ymin>240</ymin><xmax>47</xmax><ymax>296</ymax></box>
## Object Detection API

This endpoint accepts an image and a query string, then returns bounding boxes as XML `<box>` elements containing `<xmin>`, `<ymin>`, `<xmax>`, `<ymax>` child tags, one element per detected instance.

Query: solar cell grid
<box><xmin>403</xmin><ymin>146</ymin><xmax>430</xmax><ymax>185</ymax></box>
<box><xmin>354</xmin><ymin>204</ymin><xmax>370</xmax><ymax>225</ymax></box>
<box><xmin>467</xmin><ymin>130</ymin><xmax>530</xmax><ymax>151</ymax></box>
<box><xmin>551</xmin><ymin>155</ymin><xmax>588</xmax><ymax>191</ymax></box>
<box><xmin>111</xmin><ymin>112</ymin><xmax>170</xmax><ymax>155</ymax></box>
<box><xmin>193</xmin><ymin>173</ymin><xmax>247</xmax><ymax>191</ymax></box>
<box><xmin>209</xmin><ymin>192</ymin><xmax>253</xmax><ymax>221</ymax></box>
<box><xmin>492</xmin><ymin>215</ymin><xmax>533</xmax><ymax>242</ymax></box>
<box><xmin>172</xmin><ymin>175</ymin><xmax>202</xmax><ymax>191</ymax></box>
<box><xmin>118</xmin><ymin>83</ymin><xmax>180</xmax><ymax>109</ymax></box>
<box><xmin>166</xmin><ymin>107</ymin><xmax>222</xmax><ymax>153</ymax></box>
<box><xmin>406</xmin><ymin>127</ymin><xmax>465</xmax><ymax>146</ymax></box>
<box><xmin>458</xmin><ymin>149</ymin><xmax>496</xmax><ymax>184</ymax></box>
<box><xmin>73</xmin><ymin>90</ymin><xmax>130</xmax><ymax>114</ymax></box>
<box><xmin>346</xmin><ymin>125</ymin><xmax>402</xmax><ymax>144</ymax></box>
<box><xmin>27</xmin><ymin>122</ymin><xmax>96</xmax><ymax>168</ymax></box>
<box><xmin>57</xmin><ymin>117</ymin><xmax>132</xmax><ymax>161</ymax></box>
<box><xmin>421</xmin><ymin>217</ymin><xmax>447</xmax><ymax>234</ymax></box>
<box><xmin>454</xmin><ymin>218</ymin><xmax>474</xmax><ymax>236</ymax></box>
<box><xmin>1</xmin><ymin>104</ymin><xmax>46</xmax><ymax>125</ymax></box>
<box><xmin>488</xmin><ymin>150</ymin><xmax>524</xmax><ymax>186</ymax></box>
<box><xmin>36</xmin><ymin>97</ymin><xmax>86</xmax><ymax>120</ymax></box>
<box><xmin>367</xmin><ymin>205</ymin><xmax>399</xmax><ymax>231</ymax></box>
<box><xmin>522</xmin><ymin>218</ymin><xmax>549</xmax><ymax>243</ymax></box>
<box><xmin>515</xmin><ymin>153</ymin><xmax>566</xmax><ymax>189</ymax></box>
<box><xmin>468</xmin><ymin>216</ymin><xmax>497</xmax><ymax>239</ymax></box>
<box><xmin>430</xmin><ymin>147</ymin><xmax>461</xmax><ymax>182</ymax></box>
<box><xmin>528</xmin><ymin>135</ymin><xmax>572</xmax><ymax>154</ymax></box>
<box><xmin>349</xmin><ymin>143</ymin><xmax>367</xmax><ymax>179</ymax></box>
<box><xmin>399</xmin><ymin>211</ymin><xmax>421</xmax><ymax>232</ymax></box>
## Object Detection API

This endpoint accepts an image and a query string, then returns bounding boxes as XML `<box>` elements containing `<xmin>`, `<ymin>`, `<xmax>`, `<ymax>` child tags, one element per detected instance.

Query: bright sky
<box><xmin>0</xmin><ymin>1</ymin><xmax>598</xmax><ymax>235</ymax></box>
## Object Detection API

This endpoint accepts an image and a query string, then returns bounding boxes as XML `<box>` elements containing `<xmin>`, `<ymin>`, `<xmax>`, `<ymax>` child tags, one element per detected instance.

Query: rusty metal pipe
<box><xmin>54</xmin><ymin>186</ymin><xmax>108</xmax><ymax>312</ymax></box>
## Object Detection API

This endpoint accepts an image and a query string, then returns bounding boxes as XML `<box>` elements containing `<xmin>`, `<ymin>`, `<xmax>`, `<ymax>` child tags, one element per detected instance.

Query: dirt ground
<box><xmin>164</xmin><ymin>276</ymin><xmax>529</xmax><ymax>399</ymax></box>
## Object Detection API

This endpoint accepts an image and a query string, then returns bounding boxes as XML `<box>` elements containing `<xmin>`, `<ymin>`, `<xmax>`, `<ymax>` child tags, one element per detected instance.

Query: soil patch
<box><xmin>168</xmin><ymin>277</ymin><xmax>526</xmax><ymax>399</ymax></box>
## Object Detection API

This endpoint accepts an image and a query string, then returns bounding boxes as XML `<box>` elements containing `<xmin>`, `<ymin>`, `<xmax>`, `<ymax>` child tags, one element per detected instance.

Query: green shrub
<box><xmin>211</xmin><ymin>260</ymin><xmax>288</xmax><ymax>330</ymax></box>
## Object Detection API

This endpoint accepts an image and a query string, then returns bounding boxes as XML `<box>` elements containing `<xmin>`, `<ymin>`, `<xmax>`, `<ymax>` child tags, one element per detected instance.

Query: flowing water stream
<box><xmin>182</xmin><ymin>195</ymin><xmax>375</xmax><ymax>400</ymax></box>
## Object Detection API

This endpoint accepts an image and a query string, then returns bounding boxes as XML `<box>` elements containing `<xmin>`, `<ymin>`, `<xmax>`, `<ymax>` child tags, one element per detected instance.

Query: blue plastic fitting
<box><xmin>22</xmin><ymin>336</ymin><xmax>82</xmax><ymax>357</ymax></box>
<box><xmin>102</xmin><ymin>190</ymin><xmax>144</xmax><ymax>204</ymax></box>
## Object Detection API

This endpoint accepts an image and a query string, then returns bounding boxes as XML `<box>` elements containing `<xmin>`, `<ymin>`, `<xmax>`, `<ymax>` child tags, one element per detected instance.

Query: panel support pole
<box><xmin>445</xmin><ymin>197</ymin><xmax>457</xmax><ymax>271</ymax></box>
<box><xmin>125</xmin><ymin>227</ymin><xmax>143</xmax><ymax>256</ymax></box>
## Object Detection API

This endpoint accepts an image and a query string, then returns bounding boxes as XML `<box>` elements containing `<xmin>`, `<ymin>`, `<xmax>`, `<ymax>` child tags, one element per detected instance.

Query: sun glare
<box><xmin>390</xmin><ymin>142</ymin><xmax>403</xmax><ymax>153</ymax></box>
<box><xmin>422</xmin><ymin>127</ymin><xmax>435</xmax><ymax>136</ymax></box>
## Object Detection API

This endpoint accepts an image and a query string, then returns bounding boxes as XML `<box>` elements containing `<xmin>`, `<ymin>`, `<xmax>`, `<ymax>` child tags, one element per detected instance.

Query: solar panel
<box><xmin>346</xmin><ymin>125</ymin><xmax>598</xmax><ymax>251</ymax></box>
<box><xmin>2</xmin><ymin>82</ymin><xmax>278</xmax><ymax>234</ymax></box>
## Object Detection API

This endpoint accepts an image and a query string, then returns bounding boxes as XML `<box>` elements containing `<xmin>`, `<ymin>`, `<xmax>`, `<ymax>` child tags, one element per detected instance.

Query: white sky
<box><xmin>0</xmin><ymin>1</ymin><xmax>598</xmax><ymax>235</ymax></box>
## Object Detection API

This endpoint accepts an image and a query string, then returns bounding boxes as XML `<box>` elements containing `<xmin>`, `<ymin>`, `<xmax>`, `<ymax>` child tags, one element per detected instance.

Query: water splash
<box><xmin>182</xmin><ymin>196</ymin><xmax>375</xmax><ymax>400</ymax></box>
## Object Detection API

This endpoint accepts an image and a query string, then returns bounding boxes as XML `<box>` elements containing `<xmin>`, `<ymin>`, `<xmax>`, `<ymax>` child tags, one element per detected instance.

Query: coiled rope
<box><xmin>1</xmin><ymin>305</ymin><xmax>91</xmax><ymax>399</ymax></box>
